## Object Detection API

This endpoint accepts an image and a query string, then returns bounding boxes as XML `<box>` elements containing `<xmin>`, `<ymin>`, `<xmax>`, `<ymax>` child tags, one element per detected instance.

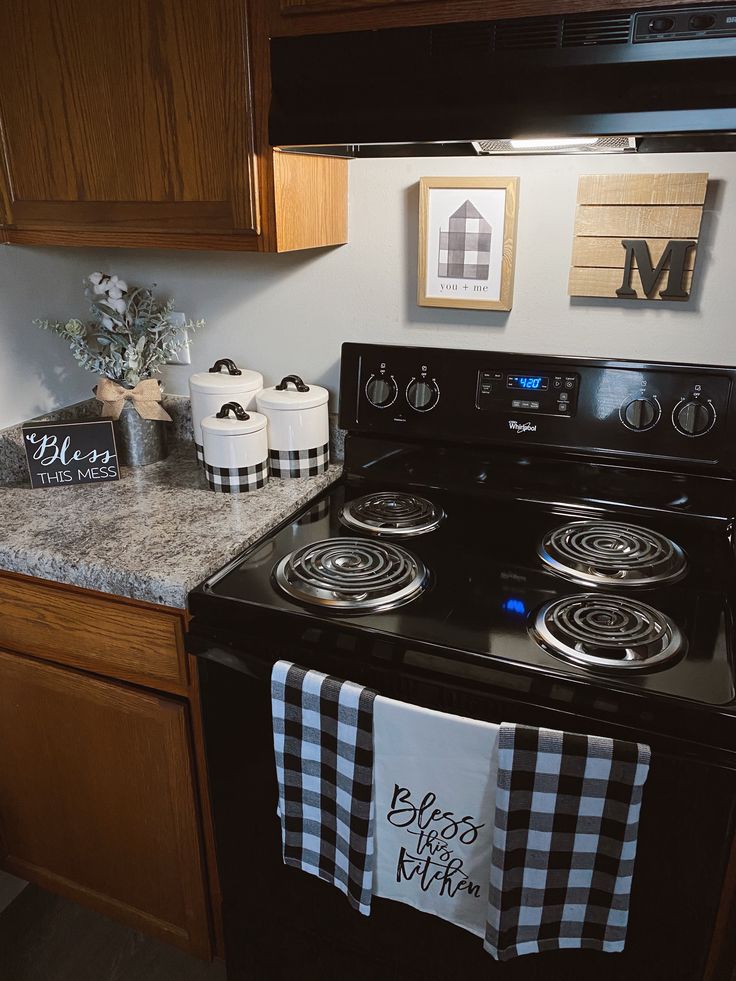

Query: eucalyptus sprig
<box><xmin>35</xmin><ymin>272</ymin><xmax>205</xmax><ymax>386</ymax></box>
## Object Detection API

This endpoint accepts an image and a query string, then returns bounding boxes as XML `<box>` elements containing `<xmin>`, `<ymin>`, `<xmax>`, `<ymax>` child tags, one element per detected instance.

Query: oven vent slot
<box><xmin>561</xmin><ymin>13</ymin><xmax>633</xmax><ymax>47</ymax></box>
<box><xmin>494</xmin><ymin>17</ymin><xmax>561</xmax><ymax>50</ymax></box>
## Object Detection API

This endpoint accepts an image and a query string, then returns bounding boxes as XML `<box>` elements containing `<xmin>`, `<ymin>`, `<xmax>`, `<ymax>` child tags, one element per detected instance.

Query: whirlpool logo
<box><xmin>508</xmin><ymin>420</ymin><xmax>537</xmax><ymax>434</ymax></box>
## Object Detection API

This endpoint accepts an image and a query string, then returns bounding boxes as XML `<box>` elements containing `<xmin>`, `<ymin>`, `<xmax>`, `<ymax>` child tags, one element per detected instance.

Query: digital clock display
<box><xmin>507</xmin><ymin>375</ymin><xmax>549</xmax><ymax>391</ymax></box>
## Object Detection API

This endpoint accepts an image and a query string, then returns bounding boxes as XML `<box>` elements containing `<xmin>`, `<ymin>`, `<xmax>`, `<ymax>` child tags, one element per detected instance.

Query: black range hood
<box><xmin>269</xmin><ymin>3</ymin><xmax>736</xmax><ymax>155</ymax></box>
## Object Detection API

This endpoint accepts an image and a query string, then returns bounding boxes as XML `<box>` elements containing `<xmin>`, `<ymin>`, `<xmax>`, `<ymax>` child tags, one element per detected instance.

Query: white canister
<box><xmin>257</xmin><ymin>374</ymin><xmax>330</xmax><ymax>478</ymax></box>
<box><xmin>201</xmin><ymin>402</ymin><xmax>269</xmax><ymax>494</ymax></box>
<box><xmin>189</xmin><ymin>359</ymin><xmax>263</xmax><ymax>466</ymax></box>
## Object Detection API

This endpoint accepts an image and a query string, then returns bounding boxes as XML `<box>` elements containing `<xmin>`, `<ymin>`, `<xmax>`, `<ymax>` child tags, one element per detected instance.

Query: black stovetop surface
<box><xmin>192</xmin><ymin>474</ymin><xmax>736</xmax><ymax>711</ymax></box>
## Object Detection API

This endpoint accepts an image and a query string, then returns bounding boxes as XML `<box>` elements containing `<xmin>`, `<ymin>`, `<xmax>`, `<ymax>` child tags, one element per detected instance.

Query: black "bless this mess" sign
<box><xmin>23</xmin><ymin>420</ymin><xmax>120</xmax><ymax>489</ymax></box>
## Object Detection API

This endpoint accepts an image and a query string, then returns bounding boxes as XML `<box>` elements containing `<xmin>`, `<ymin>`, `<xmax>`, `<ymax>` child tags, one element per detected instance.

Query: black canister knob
<box><xmin>209</xmin><ymin>359</ymin><xmax>242</xmax><ymax>376</ymax></box>
<box><xmin>275</xmin><ymin>374</ymin><xmax>310</xmax><ymax>393</ymax></box>
<box><xmin>216</xmin><ymin>402</ymin><xmax>250</xmax><ymax>420</ymax></box>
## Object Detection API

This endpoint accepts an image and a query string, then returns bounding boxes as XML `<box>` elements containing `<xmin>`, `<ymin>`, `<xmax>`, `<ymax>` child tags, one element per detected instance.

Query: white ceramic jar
<box><xmin>257</xmin><ymin>374</ymin><xmax>330</xmax><ymax>478</ymax></box>
<box><xmin>189</xmin><ymin>359</ymin><xmax>263</xmax><ymax>466</ymax></box>
<box><xmin>201</xmin><ymin>402</ymin><xmax>269</xmax><ymax>493</ymax></box>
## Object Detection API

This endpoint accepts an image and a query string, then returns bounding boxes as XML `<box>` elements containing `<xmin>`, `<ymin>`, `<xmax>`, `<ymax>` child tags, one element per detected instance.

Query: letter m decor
<box><xmin>568</xmin><ymin>173</ymin><xmax>708</xmax><ymax>301</ymax></box>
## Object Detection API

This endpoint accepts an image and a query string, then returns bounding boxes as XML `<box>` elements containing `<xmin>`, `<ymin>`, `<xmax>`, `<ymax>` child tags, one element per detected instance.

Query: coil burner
<box><xmin>273</xmin><ymin>537</ymin><xmax>428</xmax><ymax>614</ymax></box>
<box><xmin>531</xmin><ymin>593</ymin><xmax>685</xmax><ymax>671</ymax></box>
<box><xmin>539</xmin><ymin>520</ymin><xmax>687</xmax><ymax>588</ymax></box>
<box><xmin>339</xmin><ymin>492</ymin><xmax>444</xmax><ymax>537</ymax></box>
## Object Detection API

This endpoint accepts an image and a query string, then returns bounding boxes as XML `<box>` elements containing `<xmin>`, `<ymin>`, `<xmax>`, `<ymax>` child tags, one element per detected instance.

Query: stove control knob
<box><xmin>406</xmin><ymin>378</ymin><xmax>440</xmax><ymax>412</ymax></box>
<box><xmin>365</xmin><ymin>374</ymin><xmax>398</xmax><ymax>409</ymax></box>
<box><xmin>621</xmin><ymin>397</ymin><xmax>660</xmax><ymax>431</ymax></box>
<box><xmin>674</xmin><ymin>399</ymin><xmax>715</xmax><ymax>437</ymax></box>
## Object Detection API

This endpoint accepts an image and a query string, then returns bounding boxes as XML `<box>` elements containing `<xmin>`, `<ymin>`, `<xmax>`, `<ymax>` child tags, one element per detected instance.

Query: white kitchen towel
<box><xmin>373</xmin><ymin>696</ymin><xmax>500</xmax><ymax>937</ymax></box>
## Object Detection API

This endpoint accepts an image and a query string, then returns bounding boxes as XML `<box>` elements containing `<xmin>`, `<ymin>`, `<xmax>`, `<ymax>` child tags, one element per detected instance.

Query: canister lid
<box><xmin>257</xmin><ymin>374</ymin><xmax>329</xmax><ymax>411</ymax></box>
<box><xmin>201</xmin><ymin>403</ymin><xmax>268</xmax><ymax>437</ymax></box>
<box><xmin>190</xmin><ymin>358</ymin><xmax>263</xmax><ymax>396</ymax></box>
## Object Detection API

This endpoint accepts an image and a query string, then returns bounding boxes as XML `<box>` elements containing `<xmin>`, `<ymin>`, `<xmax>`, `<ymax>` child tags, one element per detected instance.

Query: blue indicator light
<box><xmin>502</xmin><ymin>597</ymin><xmax>527</xmax><ymax>616</ymax></box>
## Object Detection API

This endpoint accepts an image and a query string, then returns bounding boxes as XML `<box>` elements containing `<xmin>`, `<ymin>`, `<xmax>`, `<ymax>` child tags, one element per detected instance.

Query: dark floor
<box><xmin>0</xmin><ymin>885</ymin><xmax>227</xmax><ymax>981</ymax></box>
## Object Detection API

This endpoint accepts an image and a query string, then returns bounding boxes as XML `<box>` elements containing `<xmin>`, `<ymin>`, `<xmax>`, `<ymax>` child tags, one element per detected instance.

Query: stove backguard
<box><xmin>339</xmin><ymin>344</ymin><xmax>736</xmax><ymax>473</ymax></box>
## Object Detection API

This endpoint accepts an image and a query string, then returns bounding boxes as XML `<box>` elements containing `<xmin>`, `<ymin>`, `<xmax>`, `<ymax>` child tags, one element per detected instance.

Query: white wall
<box><xmin>1</xmin><ymin>151</ymin><xmax>734</xmax><ymax>428</ymax></box>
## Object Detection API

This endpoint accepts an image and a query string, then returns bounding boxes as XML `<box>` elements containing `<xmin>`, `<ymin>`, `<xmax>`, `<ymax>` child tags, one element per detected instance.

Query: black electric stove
<box><xmin>189</xmin><ymin>345</ymin><xmax>736</xmax><ymax>981</ymax></box>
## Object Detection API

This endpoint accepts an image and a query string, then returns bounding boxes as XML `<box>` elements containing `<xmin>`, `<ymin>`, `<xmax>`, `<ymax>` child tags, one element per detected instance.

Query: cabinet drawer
<box><xmin>0</xmin><ymin>574</ymin><xmax>187</xmax><ymax>694</ymax></box>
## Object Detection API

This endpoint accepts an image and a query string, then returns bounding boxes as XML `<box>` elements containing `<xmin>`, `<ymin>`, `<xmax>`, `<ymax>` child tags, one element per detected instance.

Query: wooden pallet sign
<box><xmin>568</xmin><ymin>172</ymin><xmax>708</xmax><ymax>301</ymax></box>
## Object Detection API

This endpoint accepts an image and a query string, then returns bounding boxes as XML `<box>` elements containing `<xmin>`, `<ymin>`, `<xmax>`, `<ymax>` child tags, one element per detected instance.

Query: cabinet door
<box><xmin>0</xmin><ymin>649</ymin><xmax>211</xmax><ymax>957</ymax></box>
<box><xmin>0</xmin><ymin>0</ymin><xmax>258</xmax><ymax>245</ymax></box>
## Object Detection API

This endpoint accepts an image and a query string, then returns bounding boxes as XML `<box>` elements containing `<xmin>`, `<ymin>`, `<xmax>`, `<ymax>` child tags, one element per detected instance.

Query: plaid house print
<box><xmin>271</xmin><ymin>660</ymin><xmax>377</xmax><ymax>916</ymax></box>
<box><xmin>485</xmin><ymin>723</ymin><xmax>650</xmax><ymax>961</ymax></box>
<box><xmin>205</xmin><ymin>459</ymin><xmax>268</xmax><ymax>494</ymax></box>
<box><xmin>270</xmin><ymin>442</ymin><xmax>329</xmax><ymax>479</ymax></box>
<box><xmin>439</xmin><ymin>200</ymin><xmax>492</xmax><ymax>280</ymax></box>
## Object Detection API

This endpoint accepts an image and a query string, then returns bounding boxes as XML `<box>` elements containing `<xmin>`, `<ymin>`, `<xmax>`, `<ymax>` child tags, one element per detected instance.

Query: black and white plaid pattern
<box><xmin>439</xmin><ymin>199</ymin><xmax>492</xmax><ymax>280</ymax></box>
<box><xmin>195</xmin><ymin>442</ymin><xmax>204</xmax><ymax>466</ymax></box>
<box><xmin>205</xmin><ymin>459</ymin><xmax>268</xmax><ymax>493</ymax></box>
<box><xmin>271</xmin><ymin>660</ymin><xmax>377</xmax><ymax>916</ymax></box>
<box><xmin>269</xmin><ymin>442</ymin><xmax>329</xmax><ymax>479</ymax></box>
<box><xmin>485</xmin><ymin>723</ymin><xmax>650</xmax><ymax>961</ymax></box>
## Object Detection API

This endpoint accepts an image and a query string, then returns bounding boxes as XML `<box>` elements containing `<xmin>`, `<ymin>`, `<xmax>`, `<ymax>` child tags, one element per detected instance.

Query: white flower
<box><xmin>109</xmin><ymin>275</ymin><xmax>128</xmax><ymax>293</ymax></box>
<box><xmin>101</xmin><ymin>316</ymin><xmax>114</xmax><ymax>329</ymax></box>
<box><xmin>64</xmin><ymin>318</ymin><xmax>87</xmax><ymax>338</ymax></box>
<box><xmin>88</xmin><ymin>272</ymin><xmax>104</xmax><ymax>285</ymax></box>
<box><xmin>111</xmin><ymin>298</ymin><xmax>127</xmax><ymax>314</ymax></box>
<box><xmin>107</xmin><ymin>287</ymin><xmax>123</xmax><ymax>299</ymax></box>
<box><xmin>93</xmin><ymin>282</ymin><xmax>108</xmax><ymax>295</ymax></box>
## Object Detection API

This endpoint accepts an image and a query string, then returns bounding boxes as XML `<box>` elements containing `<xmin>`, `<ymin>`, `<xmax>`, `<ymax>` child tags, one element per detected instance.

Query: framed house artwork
<box><xmin>418</xmin><ymin>177</ymin><xmax>520</xmax><ymax>312</ymax></box>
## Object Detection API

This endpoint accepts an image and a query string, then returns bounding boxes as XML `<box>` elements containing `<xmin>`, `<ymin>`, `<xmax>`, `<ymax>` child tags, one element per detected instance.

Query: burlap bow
<box><xmin>96</xmin><ymin>377</ymin><xmax>173</xmax><ymax>422</ymax></box>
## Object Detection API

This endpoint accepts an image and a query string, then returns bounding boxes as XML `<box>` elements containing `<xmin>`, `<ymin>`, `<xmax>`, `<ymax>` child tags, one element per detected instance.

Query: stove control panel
<box><xmin>476</xmin><ymin>369</ymin><xmax>579</xmax><ymax>417</ymax></box>
<box><xmin>340</xmin><ymin>344</ymin><xmax>736</xmax><ymax>471</ymax></box>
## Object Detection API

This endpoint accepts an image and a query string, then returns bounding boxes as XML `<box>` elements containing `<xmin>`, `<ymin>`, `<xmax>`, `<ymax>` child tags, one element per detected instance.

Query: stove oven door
<box><xmin>191</xmin><ymin>633</ymin><xmax>736</xmax><ymax>981</ymax></box>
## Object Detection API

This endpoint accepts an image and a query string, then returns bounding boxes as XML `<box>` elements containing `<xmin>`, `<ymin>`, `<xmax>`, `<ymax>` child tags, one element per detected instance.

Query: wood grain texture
<box><xmin>574</xmin><ymin>204</ymin><xmax>704</xmax><ymax>239</ymax></box>
<box><xmin>577</xmin><ymin>173</ymin><xmax>709</xmax><ymax>206</ymax></box>
<box><xmin>4</xmin><ymin>228</ymin><xmax>261</xmax><ymax>250</ymax></box>
<box><xmin>569</xmin><ymin>171</ymin><xmax>707</xmax><ymax>301</ymax></box>
<box><xmin>0</xmin><ymin>649</ymin><xmax>210</xmax><ymax>957</ymax></box>
<box><xmin>571</xmin><ymin>236</ymin><xmax>697</xmax><ymax>270</ymax></box>
<box><xmin>417</xmin><ymin>176</ymin><xmax>519</xmax><ymax>312</ymax></box>
<box><xmin>568</xmin><ymin>266</ymin><xmax>694</xmax><ymax>299</ymax></box>
<box><xmin>273</xmin><ymin>151</ymin><xmax>348</xmax><ymax>251</ymax></box>
<box><xmin>0</xmin><ymin>0</ymin><xmax>258</xmax><ymax>236</ymax></box>
<box><xmin>267</xmin><ymin>0</ymin><xmax>718</xmax><ymax>36</ymax></box>
<box><xmin>0</xmin><ymin>573</ymin><xmax>188</xmax><ymax>695</ymax></box>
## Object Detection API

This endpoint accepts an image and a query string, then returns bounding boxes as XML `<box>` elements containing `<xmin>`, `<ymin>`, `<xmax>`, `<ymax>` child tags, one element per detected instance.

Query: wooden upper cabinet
<box><xmin>0</xmin><ymin>0</ymin><xmax>348</xmax><ymax>251</ymax></box>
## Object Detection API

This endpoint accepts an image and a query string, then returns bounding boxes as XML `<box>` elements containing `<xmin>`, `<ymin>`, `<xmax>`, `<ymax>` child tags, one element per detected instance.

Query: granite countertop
<box><xmin>0</xmin><ymin>440</ymin><xmax>342</xmax><ymax>608</ymax></box>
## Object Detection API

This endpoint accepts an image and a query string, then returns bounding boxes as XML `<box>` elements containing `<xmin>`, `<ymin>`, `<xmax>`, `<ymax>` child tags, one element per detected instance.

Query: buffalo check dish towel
<box><xmin>484</xmin><ymin>723</ymin><xmax>651</xmax><ymax>961</ymax></box>
<box><xmin>271</xmin><ymin>660</ymin><xmax>377</xmax><ymax>915</ymax></box>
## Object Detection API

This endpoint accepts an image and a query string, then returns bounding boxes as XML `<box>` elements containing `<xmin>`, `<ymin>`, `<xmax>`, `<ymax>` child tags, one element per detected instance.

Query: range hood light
<box><xmin>509</xmin><ymin>136</ymin><xmax>600</xmax><ymax>150</ymax></box>
<box><xmin>472</xmin><ymin>136</ymin><xmax>637</xmax><ymax>155</ymax></box>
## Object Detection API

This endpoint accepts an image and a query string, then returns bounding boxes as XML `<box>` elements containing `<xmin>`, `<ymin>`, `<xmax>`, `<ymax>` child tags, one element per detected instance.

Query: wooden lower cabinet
<box><xmin>0</xmin><ymin>647</ymin><xmax>211</xmax><ymax>957</ymax></box>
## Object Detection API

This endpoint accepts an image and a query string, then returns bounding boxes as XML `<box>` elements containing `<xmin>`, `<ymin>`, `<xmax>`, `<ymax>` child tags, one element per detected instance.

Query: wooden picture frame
<box><xmin>418</xmin><ymin>177</ymin><xmax>519</xmax><ymax>312</ymax></box>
